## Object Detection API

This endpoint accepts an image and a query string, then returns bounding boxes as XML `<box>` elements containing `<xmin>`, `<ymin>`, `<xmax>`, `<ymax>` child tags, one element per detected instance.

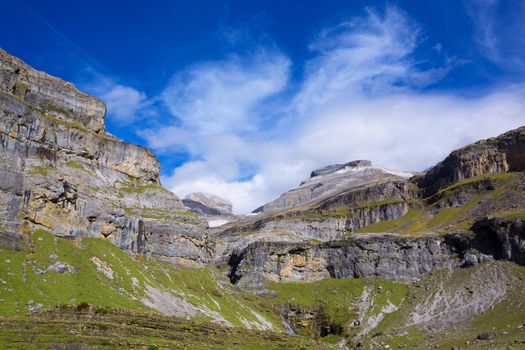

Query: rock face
<box><xmin>227</xmin><ymin>234</ymin><xmax>463</xmax><ymax>289</ymax></box>
<box><xmin>226</xmin><ymin>216</ymin><xmax>524</xmax><ymax>289</ymax></box>
<box><xmin>472</xmin><ymin>217</ymin><xmax>525</xmax><ymax>265</ymax></box>
<box><xmin>211</xmin><ymin>176</ymin><xmax>415</xmax><ymax>264</ymax></box>
<box><xmin>182</xmin><ymin>192</ymin><xmax>237</xmax><ymax>228</ymax></box>
<box><xmin>253</xmin><ymin>160</ymin><xmax>413</xmax><ymax>214</ymax></box>
<box><xmin>418</xmin><ymin>126</ymin><xmax>525</xmax><ymax>196</ymax></box>
<box><xmin>0</xmin><ymin>49</ymin><xmax>208</xmax><ymax>265</ymax></box>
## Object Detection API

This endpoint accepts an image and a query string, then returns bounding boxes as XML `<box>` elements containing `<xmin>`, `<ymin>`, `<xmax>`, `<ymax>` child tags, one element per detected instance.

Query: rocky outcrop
<box><xmin>253</xmin><ymin>160</ymin><xmax>413</xmax><ymax>214</ymax></box>
<box><xmin>418</xmin><ymin>126</ymin><xmax>525</xmax><ymax>196</ymax></box>
<box><xmin>472</xmin><ymin>217</ymin><xmax>525</xmax><ymax>264</ymax></box>
<box><xmin>226</xmin><ymin>216</ymin><xmax>524</xmax><ymax>289</ymax></box>
<box><xmin>227</xmin><ymin>233</ymin><xmax>464</xmax><ymax>289</ymax></box>
<box><xmin>211</xmin><ymin>181</ymin><xmax>413</xmax><ymax>264</ymax></box>
<box><xmin>0</xmin><ymin>49</ymin><xmax>207</xmax><ymax>266</ymax></box>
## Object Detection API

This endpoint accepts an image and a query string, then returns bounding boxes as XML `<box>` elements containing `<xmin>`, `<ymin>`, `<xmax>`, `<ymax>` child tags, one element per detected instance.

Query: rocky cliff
<box><xmin>227</xmin><ymin>216</ymin><xmax>525</xmax><ymax>290</ymax></box>
<box><xmin>183</xmin><ymin>192</ymin><xmax>233</xmax><ymax>217</ymax></box>
<box><xmin>418</xmin><ymin>126</ymin><xmax>525</xmax><ymax>196</ymax></box>
<box><xmin>0</xmin><ymin>49</ymin><xmax>208</xmax><ymax>266</ymax></box>
<box><xmin>1</xmin><ymin>49</ymin><xmax>525</xmax><ymax>350</ymax></box>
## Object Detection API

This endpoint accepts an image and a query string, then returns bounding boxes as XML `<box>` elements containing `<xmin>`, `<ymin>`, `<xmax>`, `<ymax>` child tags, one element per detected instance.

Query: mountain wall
<box><xmin>227</xmin><ymin>216</ymin><xmax>525</xmax><ymax>290</ymax></box>
<box><xmin>0</xmin><ymin>49</ymin><xmax>208</xmax><ymax>266</ymax></box>
<box><xmin>418</xmin><ymin>126</ymin><xmax>525</xmax><ymax>196</ymax></box>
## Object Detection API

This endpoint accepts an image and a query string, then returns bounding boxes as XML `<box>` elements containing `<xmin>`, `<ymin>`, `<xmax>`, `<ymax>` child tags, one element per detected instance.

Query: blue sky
<box><xmin>2</xmin><ymin>0</ymin><xmax>524</xmax><ymax>213</ymax></box>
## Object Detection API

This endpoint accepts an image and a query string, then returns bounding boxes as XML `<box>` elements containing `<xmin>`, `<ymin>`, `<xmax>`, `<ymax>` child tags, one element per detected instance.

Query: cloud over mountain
<box><xmin>139</xmin><ymin>6</ymin><xmax>525</xmax><ymax>214</ymax></box>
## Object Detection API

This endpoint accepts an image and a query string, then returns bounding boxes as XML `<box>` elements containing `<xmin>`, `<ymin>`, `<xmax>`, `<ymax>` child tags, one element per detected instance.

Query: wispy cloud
<box><xmin>467</xmin><ymin>0</ymin><xmax>525</xmax><ymax>71</ymax></box>
<box><xmin>80</xmin><ymin>73</ymin><xmax>155</xmax><ymax>124</ymax></box>
<box><xmin>139</xmin><ymin>6</ymin><xmax>525</xmax><ymax>214</ymax></box>
<box><xmin>162</xmin><ymin>49</ymin><xmax>290</xmax><ymax>136</ymax></box>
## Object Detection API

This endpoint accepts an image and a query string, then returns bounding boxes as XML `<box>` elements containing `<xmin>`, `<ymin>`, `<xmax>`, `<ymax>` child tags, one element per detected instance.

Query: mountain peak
<box><xmin>183</xmin><ymin>192</ymin><xmax>233</xmax><ymax>217</ymax></box>
<box><xmin>310</xmin><ymin>160</ymin><xmax>372</xmax><ymax>178</ymax></box>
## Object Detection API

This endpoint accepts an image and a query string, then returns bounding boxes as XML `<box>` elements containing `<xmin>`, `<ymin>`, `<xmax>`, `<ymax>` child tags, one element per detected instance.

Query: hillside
<box><xmin>0</xmin><ymin>49</ymin><xmax>524</xmax><ymax>349</ymax></box>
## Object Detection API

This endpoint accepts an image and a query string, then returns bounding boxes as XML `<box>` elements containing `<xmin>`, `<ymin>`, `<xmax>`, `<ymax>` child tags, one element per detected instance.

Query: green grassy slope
<box><xmin>355</xmin><ymin>172</ymin><xmax>525</xmax><ymax>235</ymax></box>
<box><xmin>0</xmin><ymin>229</ymin><xmax>280</xmax><ymax>330</ymax></box>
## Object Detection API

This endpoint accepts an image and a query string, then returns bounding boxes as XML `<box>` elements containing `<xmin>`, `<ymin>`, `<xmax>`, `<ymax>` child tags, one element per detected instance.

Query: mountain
<box><xmin>0</xmin><ymin>49</ymin><xmax>524</xmax><ymax>349</ymax></box>
<box><xmin>0</xmin><ymin>48</ymin><xmax>208</xmax><ymax>267</ymax></box>
<box><xmin>183</xmin><ymin>192</ymin><xmax>234</xmax><ymax>217</ymax></box>
<box><xmin>253</xmin><ymin>160</ymin><xmax>414</xmax><ymax>214</ymax></box>
<box><xmin>182</xmin><ymin>192</ymin><xmax>238</xmax><ymax>228</ymax></box>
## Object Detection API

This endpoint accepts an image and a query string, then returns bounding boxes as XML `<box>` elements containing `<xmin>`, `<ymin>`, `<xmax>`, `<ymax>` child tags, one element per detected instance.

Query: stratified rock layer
<box><xmin>418</xmin><ymin>126</ymin><xmax>525</xmax><ymax>196</ymax></box>
<box><xmin>227</xmin><ymin>216</ymin><xmax>525</xmax><ymax>289</ymax></box>
<box><xmin>253</xmin><ymin>160</ymin><xmax>413</xmax><ymax>214</ymax></box>
<box><xmin>183</xmin><ymin>192</ymin><xmax>233</xmax><ymax>216</ymax></box>
<box><xmin>0</xmin><ymin>49</ymin><xmax>208</xmax><ymax>265</ymax></box>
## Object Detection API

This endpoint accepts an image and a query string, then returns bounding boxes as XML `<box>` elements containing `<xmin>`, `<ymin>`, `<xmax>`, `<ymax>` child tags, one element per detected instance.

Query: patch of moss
<box><xmin>120</xmin><ymin>184</ymin><xmax>172</xmax><ymax>194</ymax></box>
<box><xmin>65</xmin><ymin>161</ymin><xmax>83</xmax><ymax>169</ymax></box>
<box><xmin>28</xmin><ymin>164</ymin><xmax>54</xmax><ymax>176</ymax></box>
<box><xmin>43</xmin><ymin>114</ymin><xmax>85</xmax><ymax>131</ymax></box>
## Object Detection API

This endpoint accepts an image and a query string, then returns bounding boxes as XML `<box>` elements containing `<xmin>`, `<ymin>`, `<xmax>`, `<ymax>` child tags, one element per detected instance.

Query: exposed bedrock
<box><xmin>227</xmin><ymin>217</ymin><xmax>525</xmax><ymax>289</ymax></box>
<box><xmin>253</xmin><ymin>160</ymin><xmax>413</xmax><ymax>214</ymax></box>
<box><xmin>0</xmin><ymin>49</ymin><xmax>208</xmax><ymax>266</ymax></box>
<box><xmin>212</xmin><ymin>201</ymin><xmax>408</xmax><ymax>264</ymax></box>
<box><xmin>418</xmin><ymin>126</ymin><xmax>525</xmax><ymax>196</ymax></box>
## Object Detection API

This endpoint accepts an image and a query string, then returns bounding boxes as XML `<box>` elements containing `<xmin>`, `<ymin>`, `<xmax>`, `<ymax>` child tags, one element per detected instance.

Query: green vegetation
<box><xmin>43</xmin><ymin>113</ymin><xmax>85</xmax><ymax>131</ymax></box>
<box><xmin>64</xmin><ymin>161</ymin><xmax>83</xmax><ymax>169</ymax></box>
<box><xmin>355</xmin><ymin>172</ymin><xmax>525</xmax><ymax>235</ymax></box>
<box><xmin>266</xmin><ymin>277</ymin><xmax>409</xmax><ymax>338</ymax></box>
<box><xmin>0</xmin><ymin>229</ymin><xmax>279</xmax><ymax>330</ymax></box>
<box><xmin>27</xmin><ymin>164</ymin><xmax>54</xmax><ymax>176</ymax></box>
<box><xmin>356</xmin><ymin>198</ymin><xmax>405</xmax><ymax>209</ymax></box>
<box><xmin>117</xmin><ymin>180</ymin><xmax>172</xmax><ymax>195</ymax></box>
<box><xmin>1</xmin><ymin>230</ymin><xmax>523</xmax><ymax>349</ymax></box>
<box><xmin>0</xmin><ymin>306</ymin><xmax>333</xmax><ymax>349</ymax></box>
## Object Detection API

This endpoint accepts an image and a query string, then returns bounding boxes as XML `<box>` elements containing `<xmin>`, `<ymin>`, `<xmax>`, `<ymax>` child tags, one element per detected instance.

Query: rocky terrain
<box><xmin>183</xmin><ymin>192</ymin><xmax>238</xmax><ymax>228</ymax></box>
<box><xmin>1</xmin><ymin>49</ymin><xmax>525</xmax><ymax>349</ymax></box>
<box><xmin>253</xmin><ymin>160</ymin><xmax>414</xmax><ymax>214</ymax></box>
<box><xmin>0</xmin><ymin>48</ymin><xmax>208</xmax><ymax>267</ymax></box>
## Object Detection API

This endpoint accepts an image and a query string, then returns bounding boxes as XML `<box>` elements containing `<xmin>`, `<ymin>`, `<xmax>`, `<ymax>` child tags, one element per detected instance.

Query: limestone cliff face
<box><xmin>0</xmin><ymin>49</ymin><xmax>208</xmax><ymax>265</ymax></box>
<box><xmin>418</xmin><ymin>126</ymin><xmax>525</xmax><ymax>196</ymax></box>
<box><xmin>227</xmin><ymin>234</ymin><xmax>463</xmax><ymax>289</ymax></box>
<box><xmin>211</xmin><ymin>179</ymin><xmax>414</xmax><ymax>264</ymax></box>
<box><xmin>227</xmin><ymin>216</ymin><xmax>525</xmax><ymax>289</ymax></box>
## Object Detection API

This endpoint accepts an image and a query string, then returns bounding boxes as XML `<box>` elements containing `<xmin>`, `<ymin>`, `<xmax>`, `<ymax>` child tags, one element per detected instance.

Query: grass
<box><xmin>0</xmin><ymin>229</ymin><xmax>280</xmax><ymax>331</ymax></box>
<box><xmin>27</xmin><ymin>164</ymin><xmax>54</xmax><ymax>176</ymax></box>
<box><xmin>119</xmin><ymin>183</ymin><xmax>172</xmax><ymax>194</ymax></box>
<box><xmin>265</xmin><ymin>277</ymin><xmax>409</xmax><ymax>339</ymax></box>
<box><xmin>64</xmin><ymin>161</ymin><xmax>83</xmax><ymax>169</ymax></box>
<box><xmin>0</xmin><ymin>306</ymin><xmax>334</xmax><ymax>350</ymax></box>
<box><xmin>354</xmin><ymin>172</ymin><xmax>525</xmax><ymax>235</ymax></box>
<box><xmin>43</xmin><ymin>113</ymin><xmax>86</xmax><ymax>131</ymax></box>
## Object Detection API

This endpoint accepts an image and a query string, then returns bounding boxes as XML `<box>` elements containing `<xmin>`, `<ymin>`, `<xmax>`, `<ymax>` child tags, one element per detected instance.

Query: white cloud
<box><xmin>143</xmin><ymin>6</ymin><xmax>525</xmax><ymax>214</ymax></box>
<box><xmin>467</xmin><ymin>0</ymin><xmax>525</xmax><ymax>71</ymax></box>
<box><xmin>81</xmin><ymin>74</ymin><xmax>154</xmax><ymax>124</ymax></box>
<box><xmin>162</xmin><ymin>49</ymin><xmax>290</xmax><ymax>136</ymax></box>
<box><xmin>101</xmin><ymin>84</ymin><xmax>152</xmax><ymax>123</ymax></box>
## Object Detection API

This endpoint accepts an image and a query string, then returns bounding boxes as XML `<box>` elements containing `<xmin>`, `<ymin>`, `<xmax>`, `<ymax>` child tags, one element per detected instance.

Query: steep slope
<box><xmin>253</xmin><ymin>160</ymin><xmax>413</xmax><ymax>214</ymax></box>
<box><xmin>418</xmin><ymin>126</ymin><xmax>525</xmax><ymax>196</ymax></box>
<box><xmin>0</xmin><ymin>48</ymin><xmax>208</xmax><ymax>266</ymax></box>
